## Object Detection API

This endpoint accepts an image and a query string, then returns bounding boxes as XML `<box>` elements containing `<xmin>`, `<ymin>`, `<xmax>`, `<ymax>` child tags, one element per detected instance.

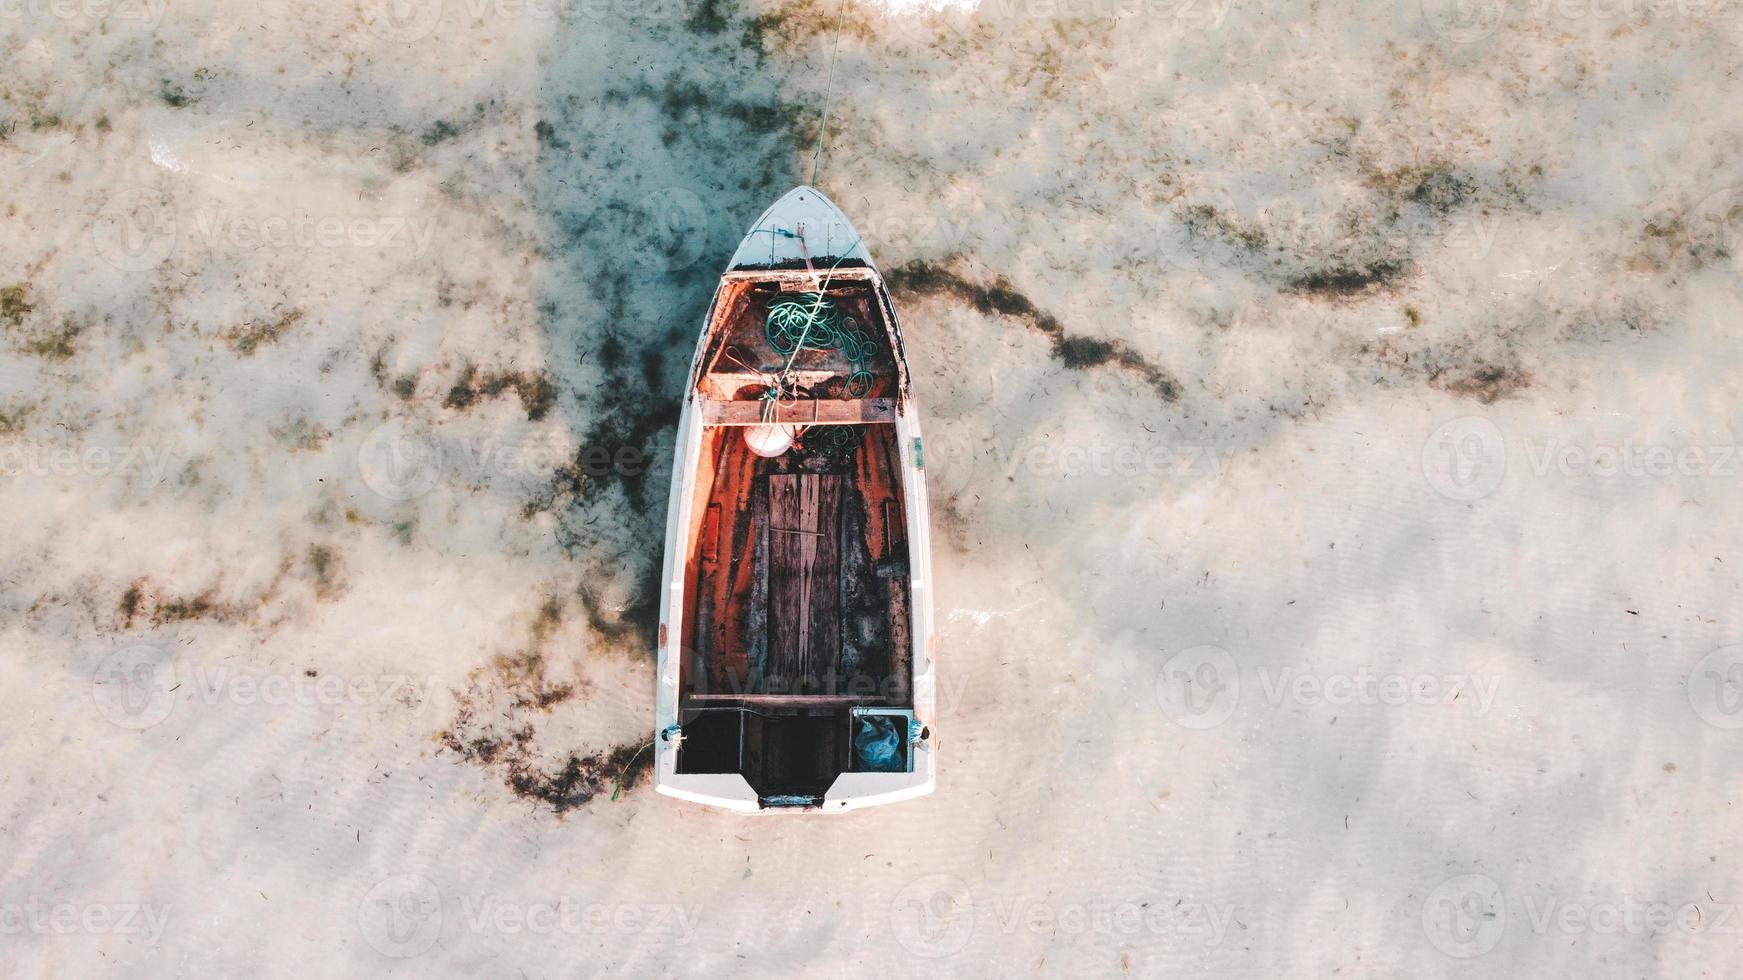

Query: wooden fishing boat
<box><xmin>653</xmin><ymin>186</ymin><xmax>936</xmax><ymax>812</ymax></box>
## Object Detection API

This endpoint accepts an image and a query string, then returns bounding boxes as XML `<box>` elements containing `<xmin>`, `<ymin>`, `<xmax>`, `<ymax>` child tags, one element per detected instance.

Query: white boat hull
<box><xmin>653</xmin><ymin>186</ymin><xmax>937</xmax><ymax>813</ymax></box>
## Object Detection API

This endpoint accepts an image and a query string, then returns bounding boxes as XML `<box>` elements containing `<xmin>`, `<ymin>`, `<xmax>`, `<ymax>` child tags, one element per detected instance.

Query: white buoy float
<box><xmin>743</xmin><ymin>423</ymin><xmax>797</xmax><ymax>457</ymax></box>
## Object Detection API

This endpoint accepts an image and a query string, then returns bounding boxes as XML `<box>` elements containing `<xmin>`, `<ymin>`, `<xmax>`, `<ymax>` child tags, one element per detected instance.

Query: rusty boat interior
<box><xmin>654</xmin><ymin>185</ymin><xmax>935</xmax><ymax>813</ymax></box>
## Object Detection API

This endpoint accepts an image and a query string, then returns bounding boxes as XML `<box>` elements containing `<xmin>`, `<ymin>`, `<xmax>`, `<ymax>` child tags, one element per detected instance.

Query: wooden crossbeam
<box><xmin>686</xmin><ymin>694</ymin><xmax>896</xmax><ymax>708</ymax></box>
<box><xmin>701</xmin><ymin>398</ymin><xmax>895</xmax><ymax>426</ymax></box>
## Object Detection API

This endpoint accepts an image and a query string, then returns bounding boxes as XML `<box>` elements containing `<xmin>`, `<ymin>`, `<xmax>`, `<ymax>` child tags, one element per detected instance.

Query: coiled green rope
<box><xmin>764</xmin><ymin>293</ymin><xmax>876</xmax><ymax>397</ymax></box>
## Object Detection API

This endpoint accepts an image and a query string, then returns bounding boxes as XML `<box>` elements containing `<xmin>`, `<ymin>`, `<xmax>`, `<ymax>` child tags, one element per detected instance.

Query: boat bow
<box><xmin>727</xmin><ymin>185</ymin><xmax>874</xmax><ymax>271</ymax></box>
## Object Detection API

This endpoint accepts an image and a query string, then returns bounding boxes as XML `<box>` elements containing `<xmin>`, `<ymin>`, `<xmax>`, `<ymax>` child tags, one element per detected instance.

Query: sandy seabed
<box><xmin>2</xmin><ymin>0</ymin><xmax>1743</xmax><ymax>975</ymax></box>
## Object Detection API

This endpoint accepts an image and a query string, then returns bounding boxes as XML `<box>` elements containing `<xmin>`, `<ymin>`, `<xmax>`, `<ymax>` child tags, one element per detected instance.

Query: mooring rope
<box><xmin>752</xmin><ymin>236</ymin><xmax>870</xmax><ymax>428</ymax></box>
<box><xmin>764</xmin><ymin>292</ymin><xmax>876</xmax><ymax>398</ymax></box>
<box><xmin>809</xmin><ymin>0</ymin><xmax>853</xmax><ymax>187</ymax></box>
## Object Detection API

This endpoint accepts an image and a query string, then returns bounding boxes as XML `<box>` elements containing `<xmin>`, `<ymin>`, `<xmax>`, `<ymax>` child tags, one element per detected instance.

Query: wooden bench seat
<box><xmin>685</xmin><ymin>694</ymin><xmax>897</xmax><ymax>708</ymax></box>
<box><xmin>700</xmin><ymin>398</ymin><xmax>895</xmax><ymax>426</ymax></box>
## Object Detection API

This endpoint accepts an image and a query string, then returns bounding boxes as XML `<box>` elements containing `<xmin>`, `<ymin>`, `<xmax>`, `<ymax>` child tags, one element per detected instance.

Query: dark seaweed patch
<box><xmin>1</xmin><ymin>284</ymin><xmax>34</xmax><ymax>328</ymax></box>
<box><xmin>439</xmin><ymin>725</ymin><xmax>652</xmax><ymax>814</ymax></box>
<box><xmin>159</xmin><ymin>80</ymin><xmax>196</xmax><ymax>108</ymax></box>
<box><xmin>533</xmin><ymin>119</ymin><xmax>569</xmax><ymax>152</ymax></box>
<box><xmin>0</xmin><ymin>404</ymin><xmax>29</xmax><ymax>436</ymax></box>
<box><xmin>23</xmin><ymin>318</ymin><xmax>81</xmax><ymax>360</ymax></box>
<box><xmin>155</xmin><ymin>591</ymin><xmax>220</xmax><ymax>624</ymax></box>
<box><xmin>227</xmin><ymin>309</ymin><xmax>304</xmax><ymax>356</ymax></box>
<box><xmin>1055</xmin><ymin>335</ymin><xmax>1115</xmax><ymax>369</ymax></box>
<box><xmin>537</xmin><ymin>331</ymin><xmax>684</xmax><ymax>517</ymax></box>
<box><xmin>119</xmin><ymin>580</ymin><xmax>144</xmax><ymax>627</ymax></box>
<box><xmin>574</xmin><ymin>567</ymin><xmax>663</xmax><ymax>647</ymax></box>
<box><xmin>530</xmin><ymin>595</ymin><xmax>564</xmax><ymax>644</ymax></box>
<box><xmin>1411</xmin><ymin>170</ymin><xmax>1475</xmax><ymax>215</ymax></box>
<box><xmin>306</xmin><ymin>545</ymin><xmax>342</xmax><ymax>599</ymax></box>
<box><xmin>438</xmin><ymin>599</ymin><xmax>654</xmax><ymax>814</ymax></box>
<box><xmin>1433</xmin><ymin>362</ymin><xmax>1531</xmax><ymax>404</ymax></box>
<box><xmin>1354</xmin><ymin>334</ymin><xmax>1533</xmax><ymax>404</ymax></box>
<box><xmin>491</xmin><ymin>649</ymin><xmax>577</xmax><ymax>711</ymax></box>
<box><xmin>602</xmin><ymin>79</ymin><xmax>807</xmax><ymax>147</ymax></box>
<box><xmin>687</xmin><ymin>0</ymin><xmax>731</xmax><ymax>34</ymax></box>
<box><xmin>1286</xmin><ymin>261</ymin><xmax>1409</xmax><ymax>297</ymax></box>
<box><xmin>444</xmin><ymin>363</ymin><xmax>557</xmax><ymax>421</ymax></box>
<box><xmin>886</xmin><ymin>260</ymin><xmax>1180</xmax><ymax>400</ymax></box>
<box><xmin>1180</xmin><ymin>204</ymin><xmax>1268</xmax><ymax>252</ymax></box>
<box><xmin>549</xmin><ymin>393</ymin><xmax>676</xmax><ymax>510</ymax></box>
<box><xmin>422</xmin><ymin>119</ymin><xmax>462</xmax><ymax>145</ymax></box>
<box><xmin>116</xmin><ymin>580</ymin><xmax>224</xmax><ymax>626</ymax></box>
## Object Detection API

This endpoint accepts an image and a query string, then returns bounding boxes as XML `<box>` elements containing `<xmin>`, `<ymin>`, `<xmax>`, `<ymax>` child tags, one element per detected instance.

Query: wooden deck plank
<box><xmin>690</xmin><ymin>430</ymin><xmax>761</xmax><ymax>694</ymax></box>
<box><xmin>767</xmin><ymin>473</ymin><xmax>843</xmax><ymax>693</ymax></box>
<box><xmin>808</xmin><ymin>476</ymin><xmax>843</xmax><ymax>691</ymax></box>
<box><xmin>685</xmin><ymin>427</ymin><xmax>910</xmax><ymax>703</ymax></box>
